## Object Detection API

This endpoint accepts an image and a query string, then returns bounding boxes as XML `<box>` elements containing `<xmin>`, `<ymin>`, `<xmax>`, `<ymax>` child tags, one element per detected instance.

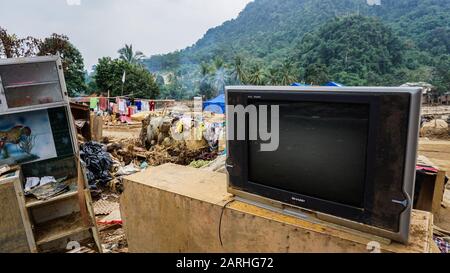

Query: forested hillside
<box><xmin>144</xmin><ymin>0</ymin><xmax>450</xmax><ymax>99</ymax></box>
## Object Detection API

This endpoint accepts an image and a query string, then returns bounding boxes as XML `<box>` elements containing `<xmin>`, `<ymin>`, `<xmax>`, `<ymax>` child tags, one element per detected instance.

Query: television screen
<box><xmin>248</xmin><ymin>100</ymin><xmax>369</xmax><ymax>208</ymax></box>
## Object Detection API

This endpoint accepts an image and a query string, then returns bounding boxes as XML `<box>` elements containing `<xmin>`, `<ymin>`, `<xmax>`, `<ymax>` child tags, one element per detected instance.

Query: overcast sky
<box><xmin>0</xmin><ymin>0</ymin><xmax>252</xmax><ymax>70</ymax></box>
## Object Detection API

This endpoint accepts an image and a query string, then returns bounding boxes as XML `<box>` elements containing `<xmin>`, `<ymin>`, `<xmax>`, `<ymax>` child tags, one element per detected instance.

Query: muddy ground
<box><xmin>419</xmin><ymin>139</ymin><xmax>450</xmax><ymax>172</ymax></box>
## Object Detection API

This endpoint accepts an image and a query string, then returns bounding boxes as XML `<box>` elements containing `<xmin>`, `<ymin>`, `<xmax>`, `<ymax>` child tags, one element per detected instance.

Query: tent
<box><xmin>203</xmin><ymin>94</ymin><xmax>226</xmax><ymax>114</ymax></box>
<box><xmin>291</xmin><ymin>82</ymin><xmax>345</xmax><ymax>87</ymax></box>
<box><xmin>291</xmin><ymin>82</ymin><xmax>310</xmax><ymax>86</ymax></box>
<box><xmin>324</xmin><ymin>81</ymin><xmax>345</xmax><ymax>87</ymax></box>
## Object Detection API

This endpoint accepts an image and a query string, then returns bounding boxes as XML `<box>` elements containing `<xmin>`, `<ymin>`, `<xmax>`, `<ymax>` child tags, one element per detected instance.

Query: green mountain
<box><xmin>144</xmin><ymin>0</ymin><xmax>450</xmax><ymax>98</ymax></box>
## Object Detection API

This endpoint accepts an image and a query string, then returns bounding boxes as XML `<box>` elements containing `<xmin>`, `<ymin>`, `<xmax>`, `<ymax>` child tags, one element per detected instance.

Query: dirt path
<box><xmin>103</xmin><ymin>128</ymin><xmax>141</xmax><ymax>140</ymax></box>
<box><xmin>418</xmin><ymin>139</ymin><xmax>450</xmax><ymax>172</ymax></box>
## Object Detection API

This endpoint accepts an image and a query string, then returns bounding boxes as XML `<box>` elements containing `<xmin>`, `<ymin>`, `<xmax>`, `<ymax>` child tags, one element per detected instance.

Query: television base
<box><xmin>234</xmin><ymin>196</ymin><xmax>392</xmax><ymax>245</ymax></box>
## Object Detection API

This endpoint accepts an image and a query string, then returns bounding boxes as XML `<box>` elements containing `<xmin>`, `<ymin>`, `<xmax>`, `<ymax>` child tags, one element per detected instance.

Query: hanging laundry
<box><xmin>112</xmin><ymin>103</ymin><xmax>119</xmax><ymax>114</ymax></box>
<box><xmin>136</xmin><ymin>100</ymin><xmax>142</xmax><ymax>111</ymax></box>
<box><xmin>118</xmin><ymin>99</ymin><xmax>126</xmax><ymax>113</ymax></box>
<box><xmin>127</xmin><ymin>106</ymin><xmax>137</xmax><ymax>117</ymax></box>
<box><xmin>150</xmin><ymin>100</ymin><xmax>156</xmax><ymax>111</ymax></box>
<box><xmin>89</xmin><ymin>97</ymin><xmax>99</xmax><ymax>110</ymax></box>
<box><xmin>99</xmin><ymin>97</ymin><xmax>108</xmax><ymax>111</ymax></box>
<box><xmin>141</xmin><ymin>100</ymin><xmax>150</xmax><ymax>111</ymax></box>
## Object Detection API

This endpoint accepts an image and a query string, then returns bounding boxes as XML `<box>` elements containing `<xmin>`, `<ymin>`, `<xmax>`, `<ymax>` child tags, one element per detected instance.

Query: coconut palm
<box><xmin>279</xmin><ymin>61</ymin><xmax>297</xmax><ymax>86</ymax></box>
<box><xmin>212</xmin><ymin>57</ymin><xmax>227</xmax><ymax>95</ymax></box>
<box><xmin>231</xmin><ymin>55</ymin><xmax>247</xmax><ymax>84</ymax></box>
<box><xmin>118</xmin><ymin>44</ymin><xmax>145</xmax><ymax>65</ymax></box>
<box><xmin>247</xmin><ymin>63</ymin><xmax>266</xmax><ymax>85</ymax></box>
<box><xmin>199</xmin><ymin>62</ymin><xmax>214</xmax><ymax>98</ymax></box>
<box><xmin>267</xmin><ymin>67</ymin><xmax>280</xmax><ymax>85</ymax></box>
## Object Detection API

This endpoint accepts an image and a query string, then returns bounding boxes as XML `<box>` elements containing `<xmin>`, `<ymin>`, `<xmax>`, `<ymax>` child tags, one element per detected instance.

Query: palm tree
<box><xmin>231</xmin><ymin>56</ymin><xmax>247</xmax><ymax>84</ymax></box>
<box><xmin>267</xmin><ymin>67</ymin><xmax>280</xmax><ymax>85</ymax></box>
<box><xmin>199</xmin><ymin>62</ymin><xmax>213</xmax><ymax>99</ymax></box>
<box><xmin>200</xmin><ymin>62</ymin><xmax>211</xmax><ymax>78</ymax></box>
<box><xmin>118</xmin><ymin>44</ymin><xmax>145</xmax><ymax>65</ymax></box>
<box><xmin>279</xmin><ymin>61</ymin><xmax>297</xmax><ymax>86</ymax></box>
<box><xmin>213</xmin><ymin>57</ymin><xmax>224</xmax><ymax>70</ymax></box>
<box><xmin>212</xmin><ymin>57</ymin><xmax>227</xmax><ymax>95</ymax></box>
<box><xmin>247</xmin><ymin>63</ymin><xmax>266</xmax><ymax>85</ymax></box>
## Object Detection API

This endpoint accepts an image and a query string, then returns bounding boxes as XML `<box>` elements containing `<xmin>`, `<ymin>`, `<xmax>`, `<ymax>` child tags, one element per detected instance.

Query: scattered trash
<box><xmin>98</xmin><ymin>208</ymin><xmax>122</xmax><ymax>226</ymax></box>
<box><xmin>0</xmin><ymin>165</ymin><xmax>10</xmax><ymax>176</ymax></box>
<box><xmin>25</xmin><ymin>177</ymin><xmax>40</xmax><ymax>192</ymax></box>
<box><xmin>189</xmin><ymin>160</ymin><xmax>211</xmax><ymax>168</ymax></box>
<box><xmin>80</xmin><ymin>141</ymin><xmax>114</xmax><ymax>186</ymax></box>
<box><xmin>201</xmin><ymin>154</ymin><xmax>226</xmax><ymax>173</ymax></box>
<box><xmin>93</xmin><ymin>199</ymin><xmax>120</xmax><ymax>216</ymax></box>
<box><xmin>116</xmin><ymin>163</ymin><xmax>140</xmax><ymax>176</ymax></box>
<box><xmin>423</xmin><ymin>119</ymin><xmax>448</xmax><ymax>129</ymax></box>
<box><xmin>140</xmin><ymin>161</ymin><xmax>149</xmax><ymax>169</ymax></box>
<box><xmin>434</xmin><ymin>236</ymin><xmax>450</xmax><ymax>253</ymax></box>
<box><xmin>27</xmin><ymin>177</ymin><xmax>71</xmax><ymax>200</ymax></box>
<box><xmin>39</xmin><ymin>176</ymin><xmax>57</xmax><ymax>186</ymax></box>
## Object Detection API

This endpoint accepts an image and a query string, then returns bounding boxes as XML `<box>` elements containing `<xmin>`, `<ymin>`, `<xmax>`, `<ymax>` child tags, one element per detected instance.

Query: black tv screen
<box><xmin>226</xmin><ymin>86</ymin><xmax>422</xmax><ymax>244</ymax></box>
<box><xmin>248</xmin><ymin>101</ymin><xmax>369</xmax><ymax>208</ymax></box>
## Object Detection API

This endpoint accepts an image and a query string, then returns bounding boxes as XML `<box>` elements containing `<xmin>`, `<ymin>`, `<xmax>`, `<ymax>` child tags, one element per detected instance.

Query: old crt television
<box><xmin>226</xmin><ymin>86</ymin><xmax>422</xmax><ymax>243</ymax></box>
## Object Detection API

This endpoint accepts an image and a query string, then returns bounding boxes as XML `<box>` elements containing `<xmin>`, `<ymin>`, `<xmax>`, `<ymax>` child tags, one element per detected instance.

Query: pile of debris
<box><xmin>421</xmin><ymin>119</ymin><xmax>450</xmax><ymax>140</ymax></box>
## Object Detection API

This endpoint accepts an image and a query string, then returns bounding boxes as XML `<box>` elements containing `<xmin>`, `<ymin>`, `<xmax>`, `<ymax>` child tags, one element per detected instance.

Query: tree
<box><xmin>304</xmin><ymin>64</ymin><xmax>329</xmax><ymax>85</ymax></box>
<box><xmin>198</xmin><ymin>62</ymin><xmax>214</xmax><ymax>99</ymax></box>
<box><xmin>94</xmin><ymin>57</ymin><xmax>159</xmax><ymax>99</ymax></box>
<box><xmin>247</xmin><ymin>63</ymin><xmax>266</xmax><ymax>85</ymax></box>
<box><xmin>0</xmin><ymin>27</ymin><xmax>39</xmax><ymax>58</ymax></box>
<box><xmin>267</xmin><ymin>67</ymin><xmax>280</xmax><ymax>85</ymax></box>
<box><xmin>212</xmin><ymin>57</ymin><xmax>227</xmax><ymax>95</ymax></box>
<box><xmin>118</xmin><ymin>44</ymin><xmax>145</xmax><ymax>65</ymax></box>
<box><xmin>38</xmin><ymin>34</ymin><xmax>86</xmax><ymax>96</ymax></box>
<box><xmin>432</xmin><ymin>55</ymin><xmax>450</xmax><ymax>94</ymax></box>
<box><xmin>297</xmin><ymin>15</ymin><xmax>406</xmax><ymax>86</ymax></box>
<box><xmin>231</xmin><ymin>55</ymin><xmax>247</xmax><ymax>84</ymax></box>
<box><xmin>279</xmin><ymin>60</ymin><xmax>298</xmax><ymax>85</ymax></box>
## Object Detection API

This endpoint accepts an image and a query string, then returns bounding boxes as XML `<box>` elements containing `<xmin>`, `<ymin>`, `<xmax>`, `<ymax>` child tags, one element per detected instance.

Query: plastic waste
<box><xmin>80</xmin><ymin>142</ymin><xmax>113</xmax><ymax>185</ymax></box>
<box><xmin>116</xmin><ymin>163</ymin><xmax>140</xmax><ymax>176</ymax></box>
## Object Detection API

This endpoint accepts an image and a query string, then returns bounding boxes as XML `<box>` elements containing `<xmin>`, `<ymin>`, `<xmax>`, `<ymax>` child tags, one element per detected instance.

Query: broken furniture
<box><xmin>415</xmin><ymin>155</ymin><xmax>448</xmax><ymax>215</ymax></box>
<box><xmin>70</xmin><ymin>102</ymin><xmax>92</xmax><ymax>141</ymax></box>
<box><xmin>0</xmin><ymin>55</ymin><xmax>101</xmax><ymax>253</ymax></box>
<box><xmin>121</xmin><ymin>164</ymin><xmax>437</xmax><ymax>253</ymax></box>
<box><xmin>90</xmin><ymin>113</ymin><xmax>103</xmax><ymax>142</ymax></box>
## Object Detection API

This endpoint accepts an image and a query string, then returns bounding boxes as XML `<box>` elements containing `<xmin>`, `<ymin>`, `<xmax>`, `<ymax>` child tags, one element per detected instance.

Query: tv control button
<box><xmin>391</xmin><ymin>199</ymin><xmax>409</xmax><ymax>208</ymax></box>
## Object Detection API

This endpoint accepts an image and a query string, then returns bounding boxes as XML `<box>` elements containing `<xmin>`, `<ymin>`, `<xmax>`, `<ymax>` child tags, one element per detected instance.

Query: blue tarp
<box><xmin>291</xmin><ymin>82</ymin><xmax>310</xmax><ymax>86</ymax></box>
<box><xmin>203</xmin><ymin>94</ymin><xmax>226</xmax><ymax>114</ymax></box>
<box><xmin>291</xmin><ymin>82</ymin><xmax>345</xmax><ymax>87</ymax></box>
<box><xmin>324</xmin><ymin>81</ymin><xmax>345</xmax><ymax>87</ymax></box>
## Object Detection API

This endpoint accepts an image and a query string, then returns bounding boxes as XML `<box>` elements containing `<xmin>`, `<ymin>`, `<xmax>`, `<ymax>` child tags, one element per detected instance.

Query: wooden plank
<box><xmin>432</xmin><ymin>170</ymin><xmax>447</xmax><ymax>215</ymax></box>
<box><xmin>121</xmin><ymin>164</ymin><xmax>433</xmax><ymax>253</ymax></box>
<box><xmin>0</xmin><ymin>181</ymin><xmax>32</xmax><ymax>253</ymax></box>
<box><xmin>76</xmin><ymin>159</ymin><xmax>90</xmax><ymax>226</ymax></box>
<box><xmin>84</xmin><ymin>189</ymin><xmax>103</xmax><ymax>253</ymax></box>
<box><xmin>12</xmin><ymin>172</ymin><xmax>37</xmax><ymax>253</ymax></box>
<box><xmin>25</xmin><ymin>189</ymin><xmax>78</xmax><ymax>208</ymax></box>
<box><xmin>34</xmin><ymin>213</ymin><xmax>89</xmax><ymax>245</ymax></box>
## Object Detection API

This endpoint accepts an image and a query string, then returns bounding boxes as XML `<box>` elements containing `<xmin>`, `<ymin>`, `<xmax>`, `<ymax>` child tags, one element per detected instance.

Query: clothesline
<box><xmin>70</xmin><ymin>97</ymin><xmax>175</xmax><ymax>103</ymax></box>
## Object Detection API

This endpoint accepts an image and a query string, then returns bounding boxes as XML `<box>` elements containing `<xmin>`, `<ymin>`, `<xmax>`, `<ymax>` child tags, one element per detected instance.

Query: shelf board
<box><xmin>4</xmin><ymin>80</ymin><xmax>59</xmax><ymax>89</ymax></box>
<box><xmin>26</xmin><ymin>190</ymin><xmax>78</xmax><ymax>208</ymax></box>
<box><xmin>34</xmin><ymin>213</ymin><xmax>91</xmax><ymax>246</ymax></box>
<box><xmin>0</xmin><ymin>101</ymin><xmax>67</xmax><ymax>115</ymax></box>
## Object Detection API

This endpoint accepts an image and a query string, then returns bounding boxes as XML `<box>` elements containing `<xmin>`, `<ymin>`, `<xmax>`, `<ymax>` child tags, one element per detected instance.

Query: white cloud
<box><xmin>0</xmin><ymin>0</ymin><xmax>252</xmax><ymax>70</ymax></box>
